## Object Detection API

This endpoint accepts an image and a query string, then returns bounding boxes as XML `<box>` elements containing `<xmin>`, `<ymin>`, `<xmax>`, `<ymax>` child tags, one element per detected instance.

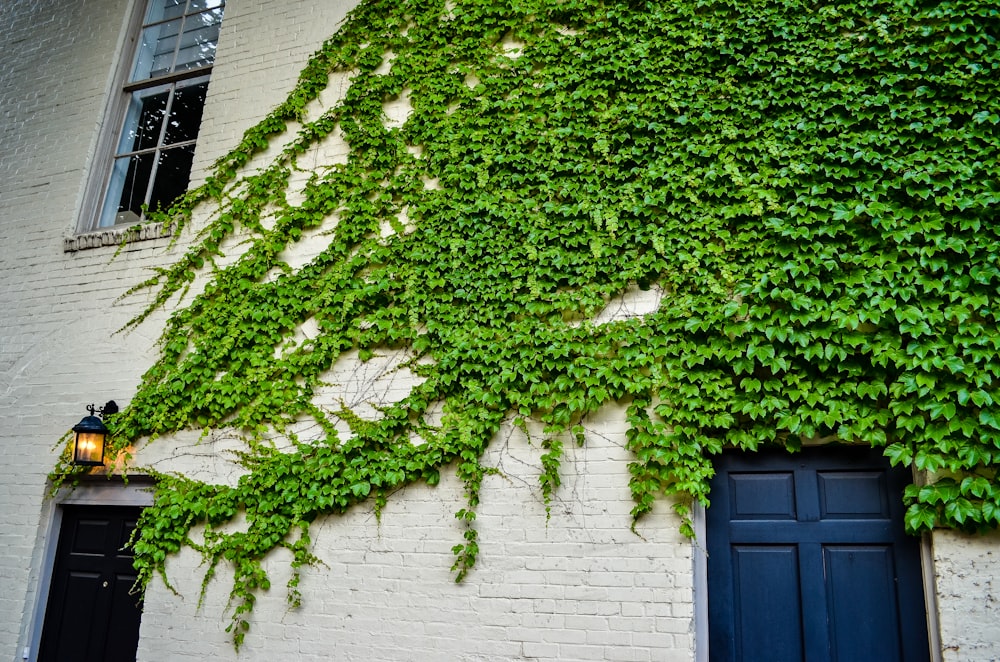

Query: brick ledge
<box><xmin>64</xmin><ymin>222</ymin><xmax>173</xmax><ymax>252</ymax></box>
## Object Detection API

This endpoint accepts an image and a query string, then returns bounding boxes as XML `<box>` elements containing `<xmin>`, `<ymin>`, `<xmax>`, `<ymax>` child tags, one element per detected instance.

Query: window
<box><xmin>95</xmin><ymin>0</ymin><xmax>225</xmax><ymax>229</ymax></box>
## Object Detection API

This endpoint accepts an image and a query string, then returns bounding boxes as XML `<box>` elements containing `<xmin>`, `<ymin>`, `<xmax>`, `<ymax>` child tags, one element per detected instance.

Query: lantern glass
<box><xmin>72</xmin><ymin>410</ymin><xmax>111</xmax><ymax>467</ymax></box>
<box><xmin>74</xmin><ymin>430</ymin><xmax>106</xmax><ymax>466</ymax></box>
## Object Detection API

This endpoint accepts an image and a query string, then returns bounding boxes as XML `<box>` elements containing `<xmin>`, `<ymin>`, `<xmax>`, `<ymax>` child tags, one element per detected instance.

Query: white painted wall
<box><xmin>0</xmin><ymin>1</ymin><xmax>997</xmax><ymax>661</ymax></box>
<box><xmin>0</xmin><ymin>1</ymin><xmax>161</xmax><ymax>657</ymax></box>
<box><xmin>933</xmin><ymin>530</ymin><xmax>1000</xmax><ymax>662</ymax></box>
<box><xmin>137</xmin><ymin>408</ymin><xmax>695</xmax><ymax>662</ymax></box>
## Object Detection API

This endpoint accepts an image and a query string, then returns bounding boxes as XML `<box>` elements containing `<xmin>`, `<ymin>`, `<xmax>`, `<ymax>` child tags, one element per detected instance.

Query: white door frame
<box><xmin>23</xmin><ymin>477</ymin><xmax>154</xmax><ymax>662</ymax></box>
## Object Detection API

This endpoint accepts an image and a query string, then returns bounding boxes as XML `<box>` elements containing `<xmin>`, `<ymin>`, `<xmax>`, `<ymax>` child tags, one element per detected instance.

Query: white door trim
<box><xmin>23</xmin><ymin>478</ymin><xmax>153</xmax><ymax>662</ymax></box>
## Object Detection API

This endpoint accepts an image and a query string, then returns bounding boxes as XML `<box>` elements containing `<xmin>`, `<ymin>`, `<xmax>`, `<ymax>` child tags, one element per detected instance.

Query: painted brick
<box><xmin>521</xmin><ymin>642</ymin><xmax>560</xmax><ymax>659</ymax></box>
<box><xmin>558</xmin><ymin>643</ymin><xmax>612</xmax><ymax>660</ymax></box>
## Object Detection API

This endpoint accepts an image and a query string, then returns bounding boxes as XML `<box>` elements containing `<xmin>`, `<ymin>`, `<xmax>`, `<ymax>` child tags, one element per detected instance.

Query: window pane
<box><xmin>174</xmin><ymin>9</ymin><xmax>223</xmax><ymax>71</ymax></box>
<box><xmin>164</xmin><ymin>81</ymin><xmax>208</xmax><ymax>144</ymax></box>
<box><xmin>147</xmin><ymin>145</ymin><xmax>196</xmax><ymax>213</ymax></box>
<box><xmin>123</xmin><ymin>88</ymin><xmax>169</xmax><ymax>152</ymax></box>
<box><xmin>98</xmin><ymin>157</ymin><xmax>134</xmax><ymax>226</ymax></box>
<box><xmin>144</xmin><ymin>0</ymin><xmax>187</xmax><ymax>23</ymax></box>
<box><xmin>112</xmin><ymin>152</ymin><xmax>155</xmax><ymax>218</ymax></box>
<box><xmin>132</xmin><ymin>19</ymin><xmax>182</xmax><ymax>80</ymax></box>
<box><xmin>188</xmin><ymin>0</ymin><xmax>224</xmax><ymax>12</ymax></box>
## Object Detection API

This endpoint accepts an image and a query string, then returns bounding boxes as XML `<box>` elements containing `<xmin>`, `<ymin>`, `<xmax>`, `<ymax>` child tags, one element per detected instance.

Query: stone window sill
<box><xmin>64</xmin><ymin>222</ymin><xmax>173</xmax><ymax>252</ymax></box>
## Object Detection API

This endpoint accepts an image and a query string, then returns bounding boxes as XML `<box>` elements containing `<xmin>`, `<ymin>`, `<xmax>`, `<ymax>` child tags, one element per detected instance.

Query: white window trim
<box><xmin>70</xmin><ymin>0</ymin><xmax>222</xmax><ymax>250</ymax></box>
<box><xmin>72</xmin><ymin>0</ymin><xmax>151</xmax><ymax>243</ymax></box>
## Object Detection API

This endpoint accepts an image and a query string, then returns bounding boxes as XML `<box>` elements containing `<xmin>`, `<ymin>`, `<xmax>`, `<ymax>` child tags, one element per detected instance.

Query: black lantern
<box><xmin>72</xmin><ymin>401</ymin><xmax>118</xmax><ymax>466</ymax></box>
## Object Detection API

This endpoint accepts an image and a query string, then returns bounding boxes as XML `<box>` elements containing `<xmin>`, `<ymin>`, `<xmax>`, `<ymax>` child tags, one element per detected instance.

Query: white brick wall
<box><xmin>2</xmin><ymin>1</ymin><xmax>1000</xmax><ymax>661</ymax></box>
<box><xmin>136</xmin><ymin>409</ymin><xmax>695</xmax><ymax>662</ymax></box>
<box><xmin>189</xmin><ymin>0</ymin><xmax>358</xmax><ymax>184</ymax></box>
<box><xmin>0</xmin><ymin>0</ymin><xmax>150</xmax><ymax>656</ymax></box>
<box><xmin>933</xmin><ymin>530</ymin><xmax>1000</xmax><ymax>662</ymax></box>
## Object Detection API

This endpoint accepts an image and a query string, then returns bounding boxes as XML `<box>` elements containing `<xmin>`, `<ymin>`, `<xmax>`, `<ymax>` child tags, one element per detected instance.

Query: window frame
<box><xmin>76</xmin><ymin>0</ymin><xmax>224</xmax><ymax>236</ymax></box>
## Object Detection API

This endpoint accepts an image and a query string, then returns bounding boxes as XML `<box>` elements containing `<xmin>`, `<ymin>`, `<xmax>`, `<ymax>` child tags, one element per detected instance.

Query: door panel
<box><xmin>38</xmin><ymin>506</ymin><xmax>144</xmax><ymax>662</ymax></box>
<box><xmin>817</xmin><ymin>471</ymin><xmax>888</xmax><ymax>518</ymax></box>
<box><xmin>707</xmin><ymin>446</ymin><xmax>930</xmax><ymax>662</ymax></box>
<box><xmin>730</xmin><ymin>472</ymin><xmax>796</xmax><ymax>519</ymax></box>
<box><xmin>825</xmin><ymin>546</ymin><xmax>900</xmax><ymax>662</ymax></box>
<box><xmin>732</xmin><ymin>545</ymin><xmax>803</xmax><ymax>662</ymax></box>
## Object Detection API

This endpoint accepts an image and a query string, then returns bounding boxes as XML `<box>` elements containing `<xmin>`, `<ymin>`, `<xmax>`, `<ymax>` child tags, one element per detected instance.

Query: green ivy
<box><xmin>51</xmin><ymin>0</ymin><xmax>1000</xmax><ymax>647</ymax></box>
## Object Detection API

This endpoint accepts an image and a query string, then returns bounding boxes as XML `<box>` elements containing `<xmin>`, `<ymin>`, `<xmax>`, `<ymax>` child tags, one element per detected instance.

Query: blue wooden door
<box><xmin>707</xmin><ymin>447</ymin><xmax>930</xmax><ymax>662</ymax></box>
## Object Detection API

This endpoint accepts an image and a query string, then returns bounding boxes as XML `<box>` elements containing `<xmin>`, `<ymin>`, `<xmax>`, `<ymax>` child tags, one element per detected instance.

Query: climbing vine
<box><xmin>52</xmin><ymin>0</ymin><xmax>1000</xmax><ymax>647</ymax></box>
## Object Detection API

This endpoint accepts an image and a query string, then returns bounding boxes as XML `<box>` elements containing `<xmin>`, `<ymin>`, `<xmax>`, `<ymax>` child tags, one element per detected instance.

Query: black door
<box><xmin>38</xmin><ymin>506</ymin><xmax>144</xmax><ymax>662</ymax></box>
<box><xmin>707</xmin><ymin>446</ymin><xmax>930</xmax><ymax>662</ymax></box>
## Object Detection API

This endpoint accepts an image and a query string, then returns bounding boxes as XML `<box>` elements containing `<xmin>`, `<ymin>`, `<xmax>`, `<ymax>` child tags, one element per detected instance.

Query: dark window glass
<box><xmin>148</xmin><ymin>145</ymin><xmax>196</xmax><ymax>212</ymax></box>
<box><xmin>164</xmin><ymin>82</ymin><xmax>208</xmax><ymax>144</ymax></box>
<box><xmin>114</xmin><ymin>152</ymin><xmax>155</xmax><ymax>217</ymax></box>
<box><xmin>128</xmin><ymin>91</ymin><xmax>169</xmax><ymax>152</ymax></box>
